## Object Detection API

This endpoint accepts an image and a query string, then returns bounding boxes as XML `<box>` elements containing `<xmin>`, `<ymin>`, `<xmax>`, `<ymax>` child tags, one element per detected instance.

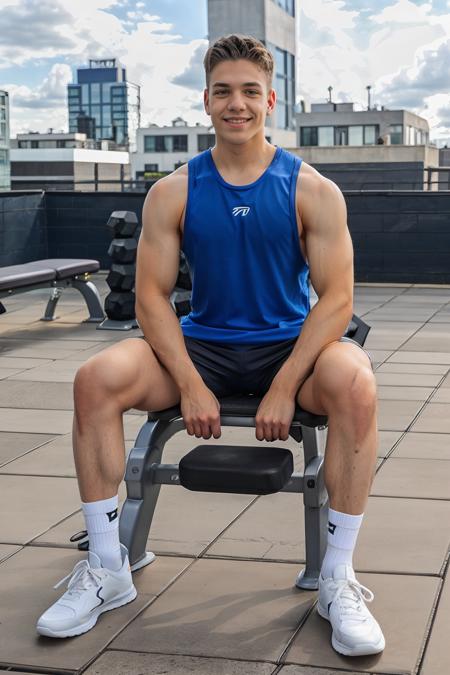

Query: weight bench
<box><xmin>116</xmin><ymin>314</ymin><xmax>370</xmax><ymax>591</ymax></box>
<box><xmin>0</xmin><ymin>258</ymin><xmax>104</xmax><ymax>322</ymax></box>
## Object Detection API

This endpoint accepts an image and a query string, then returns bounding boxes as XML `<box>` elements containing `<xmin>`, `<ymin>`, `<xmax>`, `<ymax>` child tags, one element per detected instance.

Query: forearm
<box><xmin>272</xmin><ymin>292</ymin><xmax>353</xmax><ymax>397</ymax></box>
<box><xmin>136</xmin><ymin>296</ymin><xmax>203</xmax><ymax>393</ymax></box>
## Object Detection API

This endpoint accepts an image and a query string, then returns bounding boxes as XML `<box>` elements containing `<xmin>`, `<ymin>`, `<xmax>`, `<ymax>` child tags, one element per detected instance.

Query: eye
<box><xmin>245</xmin><ymin>90</ymin><xmax>259</xmax><ymax>95</ymax></box>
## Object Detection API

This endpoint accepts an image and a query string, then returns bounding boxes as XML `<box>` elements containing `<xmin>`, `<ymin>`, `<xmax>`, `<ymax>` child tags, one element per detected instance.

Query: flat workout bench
<box><xmin>0</xmin><ymin>258</ymin><xmax>104</xmax><ymax>322</ymax></box>
<box><xmin>119</xmin><ymin>315</ymin><xmax>370</xmax><ymax>590</ymax></box>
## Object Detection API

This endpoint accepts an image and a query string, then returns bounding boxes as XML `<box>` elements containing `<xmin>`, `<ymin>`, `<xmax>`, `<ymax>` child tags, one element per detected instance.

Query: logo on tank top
<box><xmin>232</xmin><ymin>206</ymin><xmax>250</xmax><ymax>217</ymax></box>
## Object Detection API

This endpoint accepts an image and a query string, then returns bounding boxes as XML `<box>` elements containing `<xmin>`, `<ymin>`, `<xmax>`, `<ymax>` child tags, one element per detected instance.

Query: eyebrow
<box><xmin>212</xmin><ymin>82</ymin><xmax>263</xmax><ymax>89</ymax></box>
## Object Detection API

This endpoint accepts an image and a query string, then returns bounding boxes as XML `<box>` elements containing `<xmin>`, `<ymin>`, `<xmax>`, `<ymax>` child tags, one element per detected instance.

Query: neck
<box><xmin>212</xmin><ymin>136</ymin><xmax>276</xmax><ymax>173</ymax></box>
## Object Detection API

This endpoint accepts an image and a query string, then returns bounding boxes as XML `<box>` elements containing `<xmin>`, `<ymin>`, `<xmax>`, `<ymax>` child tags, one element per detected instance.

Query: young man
<box><xmin>37</xmin><ymin>34</ymin><xmax>385</xmax><ymax>657</ymax></box>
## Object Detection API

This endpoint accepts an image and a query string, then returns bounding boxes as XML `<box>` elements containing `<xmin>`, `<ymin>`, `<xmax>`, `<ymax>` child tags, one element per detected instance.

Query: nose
<box><xmin>227</xmin><ymin>92</ymin><xmax>246</xmax><ymax>111</ymax></box>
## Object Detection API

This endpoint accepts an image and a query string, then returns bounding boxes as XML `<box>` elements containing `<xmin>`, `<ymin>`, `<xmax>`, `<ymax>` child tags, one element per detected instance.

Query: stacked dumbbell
<box><xmin>171</xmin><ymin>251</ymin><xmax>192</xmax><ymax>317</ymax></box>
<box><xmin>101</xmin><ymin>211</ymin><xmax>140</xmax><ymax>330</ymax></box>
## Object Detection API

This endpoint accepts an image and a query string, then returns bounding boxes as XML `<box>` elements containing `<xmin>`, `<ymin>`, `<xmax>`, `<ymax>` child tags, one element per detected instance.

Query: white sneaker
<box><xmin>36</xmin><ymin>544</ymin><xmax>137</xmax><ymax>638</ymax></box>
<box><xmin>317</xmin><ymin>564</ymin><xmax>385</xmax><ymax>656</ymax></box>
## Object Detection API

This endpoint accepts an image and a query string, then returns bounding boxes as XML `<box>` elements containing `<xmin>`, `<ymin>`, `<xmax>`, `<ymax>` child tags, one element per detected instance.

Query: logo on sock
<box><xmin>106</xmin><ymin>508</ymin><xmax>118</xmax><ymax>523</ymax></box>
<box><xmin>328</xmin><ymin>521</ymin><xmax>336</xmax><ymax>535</ymax></box>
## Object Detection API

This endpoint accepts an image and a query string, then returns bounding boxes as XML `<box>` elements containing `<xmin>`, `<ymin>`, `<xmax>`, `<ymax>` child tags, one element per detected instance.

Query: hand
<box><xmin>180</xmin><ymin>381</ymin><xmax>221</xmax><ymax>439</ymax></box>
<box><xmin>255</xmin><ymin>387</ymin><xmax>296</xmax><ymax>442</ymax></box>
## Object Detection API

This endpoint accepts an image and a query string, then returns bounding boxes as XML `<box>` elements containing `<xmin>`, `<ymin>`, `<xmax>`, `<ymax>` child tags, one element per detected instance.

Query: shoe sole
<box><xmin>317</xmin><ymin>602</ymin><xmax>385</xmax><ymax>656</ymax></box>
<box><xmin>36</xmin><ymin>585</ymin><xmax>137</xmax><ymax>638</ymax></box>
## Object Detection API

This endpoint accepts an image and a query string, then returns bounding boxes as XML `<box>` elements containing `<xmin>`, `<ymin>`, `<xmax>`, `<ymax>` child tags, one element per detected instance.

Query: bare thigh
<box><xmin>77</xmin><ymin>337</ymin><xmax>181</xmax><ymax>414</ymax></box>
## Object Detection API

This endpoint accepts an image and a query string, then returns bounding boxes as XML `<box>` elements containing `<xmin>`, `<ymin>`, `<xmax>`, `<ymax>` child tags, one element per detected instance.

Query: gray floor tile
<box><xmin>0</xmin><ymin>381</ymin><xmax>74</xmax><ymax>409</ymax></box>
<box><xmin>0</xmin><ymin>338</ymin><xmax>101</xmax><ymax>359</ymax></box>
<box><xmin>377</xmin><ymin>431</ymin><xmax>403</xmax><ymax>458</ymax></box>
<box><xmin>431</xmin><ymin>387</ymin><xmax>450</xmax><ymax>403</ymax></box>
<box><xmin>421</xmin><ymin>573</ymin><xmax>450</xmax><ymax>675</ymax></box>
<box><xmin>284</xmin><ymin>573</ymin><xmax>439</xmax><ymax>674</ymax></box>
<box><xmin>377</xmin><ymin>399</ymin><xmax>424</xmax><ymax>431</ymax></box>
<box><xmin>377</xmin><ymin>385</ymin><xmax>434</xmax><ymax>401</ymax></box>
<box><xmin>375</xmin><ymin>371</ymin><xmax>443</xmax><ymax>387</ymax></box>
<box><xmin>1</xmin><ymin>434</ymin><xmax>77</xmax><ymax>477</ymax></box>
<box><xmin>0</xmin><ymin>408</ymin><xmax>73</xmax><ymax>434</ymax></box>
<box><xmin>372</xmin><ymin>457</ymin><xmax>450</xmax><ymax>500</ymax></box>
<box><xmin>0</xmin><ymin>547</ymin><xmax>190</xmax><ymax>672</ymax></box>
<box><xmin>412</xmin><ymin>402</ymin><xmax>450</xmax><ymax>433</ymax></box>
<box><xmin>0</xmin><ymin>356</ymin><xmax>54</xmax><ymax>369</ymax></box>
<box><xmin>8</xmin><ymin>360</ymin><xmax>81</xmax><ymax>383</ymax></box>
<box><xmin>0</xmin><ymin>544</ymin><xmax>21</xmax><ymax>563</ymax></box>
<box><xmin>376</xmin><ymin>362</ymin><xmax>449</xmax><ymax>375</ymax></box>
<box><xmin>84</xmin><ymin>652</ymin><xmax>275</xmax><ymax>675</ymax></box>
<box><xmin>0</xmin><ymin>475</ymin><xmax>80</xmax><ymax>544</ymax></box>
<box><xmin>391</xmin><ymin>432</ymin><xmax>450</xmax><ymax>460</ymax></box>
<box><xmin>388</xmin><ymin>351</ymin><xmax>450</xmax><ymax>365</ymax></box>
<box><xmin>355</xmin><ymin>496</ymin><xmax>450</xmax><ymax>574</ymax></box>
<box><xmin>111</xmin><ymin>558</ymin><xmax>316</xmax><ymax>662</ymax></box>
<box><xmin>0</xmin><ymin>432</ymin><xmax>56</xmax><ymax>466</ymax></box>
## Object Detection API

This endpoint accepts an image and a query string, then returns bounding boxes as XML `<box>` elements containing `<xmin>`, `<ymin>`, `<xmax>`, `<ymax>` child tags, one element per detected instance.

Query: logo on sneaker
<box><xmin>106</xmin><ymin>508</ymin><xmax>118</xmax><ymax>523</ymax></box>
<box><xmin>232</xmin><ymin>206</ymin><xmax>250</xmax><ymax>217</ymax></box>
<box><xmin>328</xmin><ymin>521</ymin><xmax>336</xmax><ymax>535</ymax></box>
<box><xmin>327</xmin><ymin>601</ymin><xmax>332</xmax><ymax>615</ymax></box>
<box><xmin>90</xmin><ymin>587</ymin><xmax>105</xmax><ymax>612</ymax></box>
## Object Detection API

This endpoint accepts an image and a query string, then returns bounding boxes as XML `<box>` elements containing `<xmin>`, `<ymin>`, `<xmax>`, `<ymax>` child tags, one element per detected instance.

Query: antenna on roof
<box><xmin>366</xmin><ymin>85</ymin><xmax>372</xmax><ymax>111</ymax></box>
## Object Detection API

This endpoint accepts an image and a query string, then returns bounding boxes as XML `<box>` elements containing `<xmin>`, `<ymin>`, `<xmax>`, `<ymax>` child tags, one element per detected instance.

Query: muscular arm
<box><xmin>135</xmin><ymin>174</ymin><xmax>202</xmax><ymax>393</ymax></box>
<box><xmin>271</xmin><ymin>173</ymin><xmax>354</xmax><ymax>396</ymax></box>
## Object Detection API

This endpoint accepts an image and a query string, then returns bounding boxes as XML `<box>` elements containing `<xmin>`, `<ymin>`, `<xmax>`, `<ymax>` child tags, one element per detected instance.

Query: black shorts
<box><xmin>138</xmin><ymin>334</ymin><xmax>371</xmax><ymax>399</ymax></box>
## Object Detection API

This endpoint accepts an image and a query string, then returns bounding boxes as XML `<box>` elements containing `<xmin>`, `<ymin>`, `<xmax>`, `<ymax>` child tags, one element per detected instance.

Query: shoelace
<box><xmin>330</xmin><ymin>579</ymin><xmax>374</xmax><ymax>620</ymax></box>
<box><xmin>54</xmin><ymin>560</ymin><xmax>104</xmax><ymax>598</ymax></box>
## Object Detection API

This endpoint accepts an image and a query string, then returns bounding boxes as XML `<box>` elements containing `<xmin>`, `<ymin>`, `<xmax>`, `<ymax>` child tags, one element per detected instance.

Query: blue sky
<box><xmin>0</xmin><ymin>0</ymin><xmax>449</xmax><ymax>145</ymax></box>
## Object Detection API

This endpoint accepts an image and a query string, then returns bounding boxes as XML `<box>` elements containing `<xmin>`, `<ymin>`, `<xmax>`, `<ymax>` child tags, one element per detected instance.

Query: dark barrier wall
<box><xmin>347</xmin><ymin>191</ymin><xmax>450</xmax><ymax>283</ymax></box>
<box><xmin>0</xmin><ymin>192</ymin><xmax>47</xmax><ymax>266</ymax></box>
<box><xmin>1</xmin><ymin>189</ymin><xmax>449</xmax><ymax>283</ymax></box>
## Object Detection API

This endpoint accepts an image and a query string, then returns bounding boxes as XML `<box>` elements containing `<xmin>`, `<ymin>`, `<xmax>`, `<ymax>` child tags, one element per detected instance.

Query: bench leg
<box><xmin>70</xmin><ymin>278</ymin><xmax>105</xmax><ymax>322</ymax></box>
<box><xmin>119</xmin><ymin>418</ymin><xmax>173</xmax><ymax>571</ymax></box>
<box><xmin>41</xmin><ymin>287</ymin><xmax>62</xmax><ymax>321</ymax></box>
<box><xmin>296</xmin><ymin>424</ymin><xmax>328</xmax><ymax>590</ymax></box>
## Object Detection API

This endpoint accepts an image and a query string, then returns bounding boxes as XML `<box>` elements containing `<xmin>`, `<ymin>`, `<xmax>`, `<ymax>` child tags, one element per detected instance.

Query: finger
<box><xmin>193</xmin><ymin>421</ymin><xmax>203</xmax><ymax>438</ymax></box>
<box><xmin>211</xmin><ymin>417</ymin><xmax>222</xmax><ymax>439</ymax></box>
<box><xmin>255</xmin><ymin>419</ymin><xmax>265</xmax><ymax>441</ymax></box>
<box><xmin>201</xmin><ymin>421</ymin><xmax>212</xmax><ymax>440</ymax></box>
<box><xmin>263</xmin><ymin>422</ymin><xmax>273</xmax><ymax>442</ymax></box>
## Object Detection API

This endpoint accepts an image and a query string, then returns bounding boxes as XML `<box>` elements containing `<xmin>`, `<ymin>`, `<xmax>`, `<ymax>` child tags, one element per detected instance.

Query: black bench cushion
<box><xmin>148</xmin><ymin>394</ymin><xmax>327</xmax><ymax>427</ymax></box>
<box><xmin>0</xmin><ymin>259</ymin><xmax>100</xmax><ymax>291</ymax></box>
<box><xmin>25</xmin><ymin>259</ymin><xmax>100</xmax><ymax>280</ymax></box>
<box><xmin>179</xmin><ymin>444</ymin><xmax>294</xmax><ymax>495</ymax></box>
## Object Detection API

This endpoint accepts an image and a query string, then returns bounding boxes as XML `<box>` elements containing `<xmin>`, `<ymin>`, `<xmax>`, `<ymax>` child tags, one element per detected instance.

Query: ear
<box><xmin>266</xmin><ymin>87</ymin><xmax>276</xmax><ymax>116</ymax></box>
<box><xmin>204</xmin><ymin>88</ymin><xmax>210</xmax><ymax>115</ymax></box>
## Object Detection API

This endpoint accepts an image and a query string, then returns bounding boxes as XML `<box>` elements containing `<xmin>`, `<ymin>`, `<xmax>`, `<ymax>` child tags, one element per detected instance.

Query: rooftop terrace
<box><xmin>0</xmin><ymin>276</ymin><xmax>449</xmax><ymax>675</ymax></box>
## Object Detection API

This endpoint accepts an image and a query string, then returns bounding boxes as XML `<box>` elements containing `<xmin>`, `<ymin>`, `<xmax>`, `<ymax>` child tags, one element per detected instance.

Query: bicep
<box><xmin>303</xmin><ymin>179</ymin><xmax>353</xmax><ymax>299</ymax></box>
<box><xmin>135</xmin><ymin>179</ymin><xmax>182</xmax><ymax>305</ymax></box>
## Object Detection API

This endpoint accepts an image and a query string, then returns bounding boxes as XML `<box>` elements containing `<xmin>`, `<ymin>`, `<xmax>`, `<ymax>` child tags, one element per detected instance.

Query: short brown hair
<box><xmin>203</xmin><ymin>34</ymin><xmax>274</xmax><ymax>90</ymax></box>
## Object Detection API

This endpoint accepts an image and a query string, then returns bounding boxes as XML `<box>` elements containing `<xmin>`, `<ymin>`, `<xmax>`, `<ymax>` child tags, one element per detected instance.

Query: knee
<box><xmin>316</xmin><ymin>351</ymin><xmax>377</xmax><ymax>420</ymax></box>
<box><xmin>73</xmin><ymin>357</ymin><xmax>115</xmax><ymax>412</ymax></box>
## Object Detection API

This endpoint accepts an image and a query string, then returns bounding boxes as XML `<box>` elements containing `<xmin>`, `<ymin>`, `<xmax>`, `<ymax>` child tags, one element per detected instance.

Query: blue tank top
<box><xmin>180</xmin><ymin>146</ymin><xmax>310</xmax><ymax>345</ymax></box>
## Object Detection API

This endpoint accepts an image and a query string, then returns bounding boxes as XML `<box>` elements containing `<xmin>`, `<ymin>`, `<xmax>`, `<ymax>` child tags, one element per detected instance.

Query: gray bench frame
<box><xmin>0</xmin><ymin>260</ymin><xmax>104</xmax><ymax>322</ymax></box>
<box><xmin>120</xmin><ymin>398</ymin><xmax>329</xmax><ymax>590</ymax></box>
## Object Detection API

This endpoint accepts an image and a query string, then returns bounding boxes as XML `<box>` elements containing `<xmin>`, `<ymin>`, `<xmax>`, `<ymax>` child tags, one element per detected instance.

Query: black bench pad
<box><xmin>149</xmin><ymin>394</ymin><xmax>327</xmax><ymax>427</ymax></box>
<box><xmin>179</xmin><ymin>444</ymin><xmax>294</xmax><ymax>494</ymax></box>
<box><xmin>0</xmin><ymin>259</ymin><xmax>100</xmax><ymax>291</ymax></box>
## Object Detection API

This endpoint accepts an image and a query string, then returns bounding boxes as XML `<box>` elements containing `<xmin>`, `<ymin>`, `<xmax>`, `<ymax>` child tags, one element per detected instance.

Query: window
<box><xmin>300</xmin><ymin>127</ymin><xmax>318</xmax><ymax>145</ymax></box>
<box><xmin>90</xmin><ymin>83</ymin><xmax>100</xmax><ymax>104</ymax></box>
<box><xmin>364</xmin><ymin>125</ymin><xmax>377</xmax><ymax>145</ymax></box>
<box><xmin>198</xmin><ymin>134</ymin><xmax>215</xmax><ymax>151</ymax></box>
<box><xmin>273</xmin><ymin>0</ymin><xmax>295</xmax><ymax>16</ymax></box>
<box><xmin>31</xmin><ymin>140</ymin><xmax>38</xmax><ymax>148</ymax></box>
<box><xmin>390</xmin><ymin>124</ymin><xmax>403</xmax><ymax>144</ymax></box>
<box><xmin>349</xmin><ymin>126</ymin><xmax>363</xmax><ymax>146</ymax></box>
<box><xmin>144</xmin><ymin>134</ymin><xmax>188</xmax><ymax>152</ymax></box>
<box><xmin>318</xmin><ymin>126</ymin><xmax>334</xmax><ymax>146</ymax></box>
<box><xmin>144</xmin><ymin>163</ymin><xmax>158</xmax><ymax>172</ymax></box>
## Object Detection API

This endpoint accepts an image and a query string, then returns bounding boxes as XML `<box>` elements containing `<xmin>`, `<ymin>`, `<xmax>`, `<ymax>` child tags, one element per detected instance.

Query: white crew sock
<box><xmin>82</xmin><ymin>495</ymin><xmax>122</xmax><ymax>571</ymax></box>
<box><xmin>320</xmin><ymin>507</ymin><xmax>363</xmax><ymax>580</ymax></box>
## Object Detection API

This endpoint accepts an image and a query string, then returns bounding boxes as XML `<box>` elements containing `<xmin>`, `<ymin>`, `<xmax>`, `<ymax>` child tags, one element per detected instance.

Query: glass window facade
<box><xmin>197</xmin><ymin>134</ymin><xmax>215</xmax><ymax>151</ymax></box>
<box><xmin>272</xmin><ymin>0</ymin><xmax>295</xmax><ymax>16</ymax></box>
<box><xmin>390</xmin><ymin>124</ymin><xmax>403</xmax><ymax>144</ymax></box>
<box><xmin>67</xmin><ymin>66</ymin><xmax>140</xmax><ymax>150</ymax></box>
<box><xmin>144</xmin><ymin>135</ymin><xmax>188</xmax><ymax>153</ymax></box>
<box><xmin>269</xmin><ymin>45</ymin><xmax>295</xmax><ymax>131</ymax></box>
<box><xmin>300</xmin><ymin>124</ymin><xmax>379</xmax><ymax>146</ymax></box>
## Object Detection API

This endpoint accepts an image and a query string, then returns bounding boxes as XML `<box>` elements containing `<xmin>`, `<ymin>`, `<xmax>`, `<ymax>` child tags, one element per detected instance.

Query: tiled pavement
<box><xmin>0</xmin><ymin>276</ymin><xmax>449</xmax><ymax>675</ymax></box>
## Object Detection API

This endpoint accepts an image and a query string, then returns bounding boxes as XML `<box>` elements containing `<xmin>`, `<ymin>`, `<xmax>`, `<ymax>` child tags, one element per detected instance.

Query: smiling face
<box><xmin>204</xmin><ymin>59</ymin><xmax>276</xmax><ymax>145</ymax></box>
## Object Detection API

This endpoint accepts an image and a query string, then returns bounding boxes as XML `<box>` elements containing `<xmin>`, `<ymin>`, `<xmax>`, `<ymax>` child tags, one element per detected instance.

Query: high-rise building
<box><xmin>68</xmin><ymin>58</ymin><xmax>140</xmax><ymax>152</ymax></box>
<box><xmin>207</xmin><ymin>0</ymin><xmax>298</xmax><ymax>146</ymax></box>
<box><xmin>0</xmin><ymin>90</ymin><xmax>10</xmax><ymax>190</ymax></box>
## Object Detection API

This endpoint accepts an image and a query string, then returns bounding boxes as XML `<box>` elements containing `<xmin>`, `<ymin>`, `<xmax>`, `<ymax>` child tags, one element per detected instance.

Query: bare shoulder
<box><xmin>296</xmin><ymin>160</ymin><xmax>346</xmax><ymax>226</ymax></box>
<box><xmin>142</xmin><ymin>164</ymin><xmax>188</xmax><ymax>233</ymax></box>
